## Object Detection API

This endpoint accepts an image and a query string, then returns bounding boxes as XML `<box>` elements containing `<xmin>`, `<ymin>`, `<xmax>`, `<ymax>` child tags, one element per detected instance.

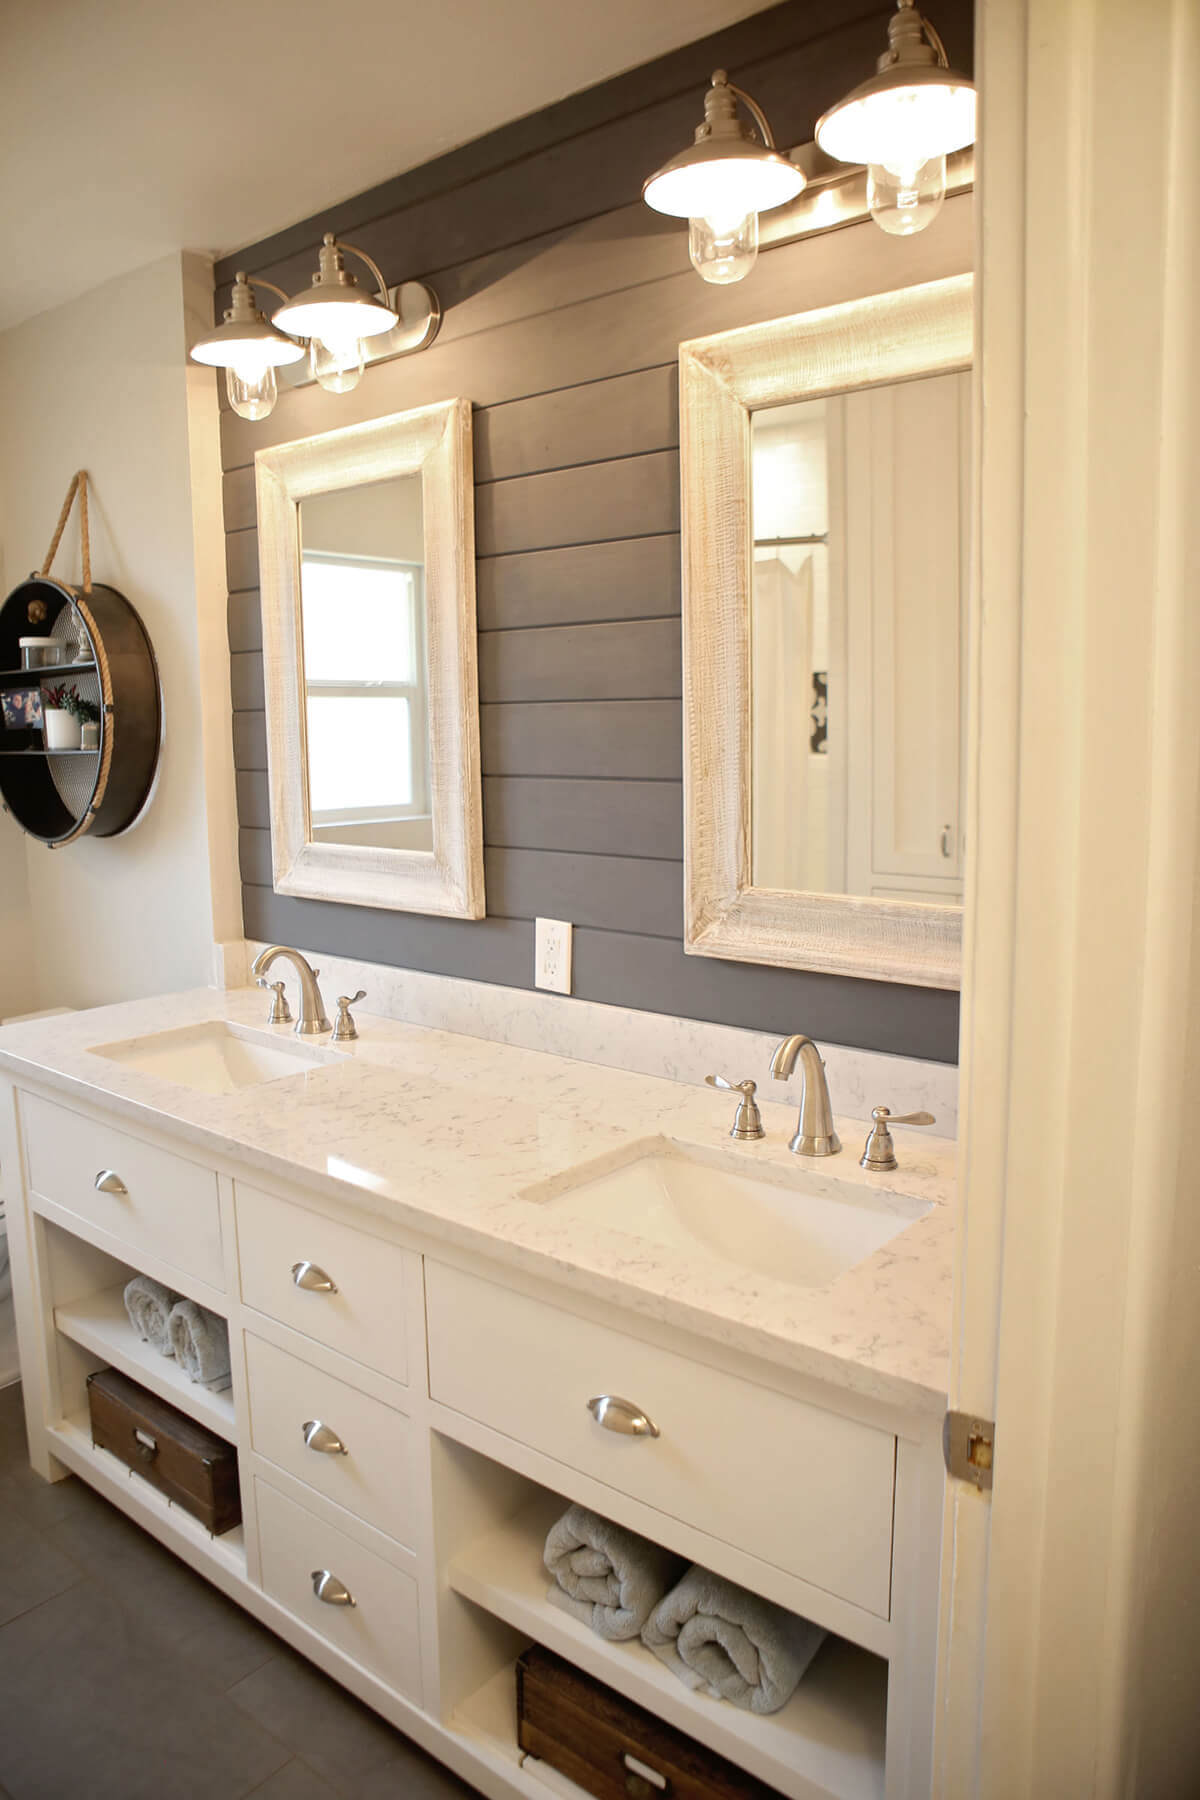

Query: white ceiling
<box><xmin>0</xmin><ymin>0</ymin><xmax>771</xmax><ymax>333</ymax></box>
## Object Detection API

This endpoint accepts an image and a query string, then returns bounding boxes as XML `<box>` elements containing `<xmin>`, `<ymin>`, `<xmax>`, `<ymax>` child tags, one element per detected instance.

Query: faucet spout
<box><xmin>770</xmin><ymin>1033</ymin><xmax>842</xmax><ymax>1157</ymax></box>
<box><xmin>251</xmin><ymin>945</ymin><xmax>332</xmax><ymax>1037</ymax></box>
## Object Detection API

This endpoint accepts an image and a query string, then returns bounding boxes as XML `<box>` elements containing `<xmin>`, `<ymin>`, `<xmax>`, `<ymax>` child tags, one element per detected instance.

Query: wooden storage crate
<box><xmin>86</xmin><ymin>1367</ymin><xmax>240</xmax><ymax>1535</ymax></box>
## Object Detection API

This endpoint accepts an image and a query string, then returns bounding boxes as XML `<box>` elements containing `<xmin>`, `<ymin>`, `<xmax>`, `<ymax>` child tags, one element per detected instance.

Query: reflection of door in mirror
<box><xmin>750</xmin><ymin>369</ymin><xmax>968</xmax><ymax>904</ymax></box>
<box><xmin>298</xmin><ymin>474</ymin><xmax>432</xmax><ymax>854</ymax></box>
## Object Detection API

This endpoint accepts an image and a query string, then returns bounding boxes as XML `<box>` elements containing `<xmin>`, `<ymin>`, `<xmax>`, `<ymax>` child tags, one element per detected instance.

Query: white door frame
<box><xmin>937</xmin><ymin>1</ymin><xmax>1200</xmax><ymax>1792</ymax></box>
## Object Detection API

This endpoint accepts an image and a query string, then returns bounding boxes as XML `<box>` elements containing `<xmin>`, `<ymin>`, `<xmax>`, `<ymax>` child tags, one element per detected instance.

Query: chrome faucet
<box><xmin>251</xmin><ymin>945</ymin><xmax>332</xmax><ymax>1036</ymax></box>
<box><xmin>769</xmin><ymin>1034</ymin><xmax>842</xmax><ymax>1157</ymax></box>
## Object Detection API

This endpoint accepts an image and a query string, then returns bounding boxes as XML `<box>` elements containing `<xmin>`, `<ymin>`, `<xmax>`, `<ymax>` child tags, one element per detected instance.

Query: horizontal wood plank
<box><xmin>230</xmin><ymin>651</ymin><xmax>265</xmax><ymax>712</ymax></box>
<box><xmin>233</xmin><ymin>711</ymin><xmax>267</xmax><ymax>770</ymax></box>
<box><xmin>476</xmin><ymin>451</ymin><xmax>678</xmax><ymax>557</ymax></box>
<box><xmin>478</xmin><ymin>619</ymin><xmax>680</xmax><ymax>704</ymax></box>
<box><xmin>228</xmin><ymin>590</ymin><xmax>262</xmax><ymax>654</ymax></box>
<box><xmin>241</xmin><ymin>886</ymin><xmax>534</xmax><ymax>986</ymax></box>
<box><xmin>222</xmin><ymin>466</ymin><xmax>256</xmax><ymax>532</ymax></box>
<box><xmin>482</xmin><ymin>776</ymin><xmax>681</xmax><ymax>859</ymax></box>
<box><xmin>477</xmin><ymin>535</ymin><xmax>679</xmax><ymax>631</ymax></box>
<box><xmin>480</xmin><ymin>701</ymin><xmax>682</xmax><ymax>780</ymax></box>
<box><xmin>236</xmin><ymin>769</ymin><xmax>271</xmax><ymax>831</ymax></box>
<box><xmin>484</xmin><ymin>846</ymin><xmax>680</xmax><ymax>938</ymax></box>
<box><xmin>226</xmin><ymin>529</ymin><xmax>258</xmax><ymax>593</ymax></box>
<box><xmin>475</xmin><ymin>367</ymin><xmax>678</xmax><ymax>482</ymax></box>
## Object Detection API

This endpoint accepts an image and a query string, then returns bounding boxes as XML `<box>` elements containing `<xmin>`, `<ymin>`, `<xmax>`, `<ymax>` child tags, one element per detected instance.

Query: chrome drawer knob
<box><xmin>302</xmin><ymin>1419</ymin><xmax>348</xmax><ymax>1457</ymax></box>
<box><xmin>587</xmin><ymin>1394</ymin><xmax>660</xmax><ymax>1439</ymax></box>
<box><xmin>311</xmin><ymin>1569</ymin><xmax>355</xmax><ymax>1607</ymax></box>
<box><xmin>291</xmin><ymin>1260</ymin><xmax>337</xmax><ymax>1294</ymax></box>
<box><xmin>94</xmin><ymin>1169</ymin><xmax>128</xmax><ymax>1195</ymax></box>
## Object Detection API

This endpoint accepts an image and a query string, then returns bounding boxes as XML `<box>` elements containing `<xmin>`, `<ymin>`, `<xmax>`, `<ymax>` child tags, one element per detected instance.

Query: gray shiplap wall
<box><xmin>215</xmin><ymin>0</ymin><xmax>973</xmax><ymax>1063</ymax></box>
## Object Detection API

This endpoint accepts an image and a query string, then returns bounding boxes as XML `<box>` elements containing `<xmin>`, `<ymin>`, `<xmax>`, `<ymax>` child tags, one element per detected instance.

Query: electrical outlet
<box><xmin>535</xmin><ymin>918</ymin><xmax>573</xmax><ymax>994</ymax></box>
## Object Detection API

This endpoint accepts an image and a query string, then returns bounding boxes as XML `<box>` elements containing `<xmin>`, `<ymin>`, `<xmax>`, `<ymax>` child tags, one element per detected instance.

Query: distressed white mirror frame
<box><xmin>255</xmin><ymin>398</ymin><xmax>484</xmax><ymax>918</ymax></box>
<box><xmin>680</xmin><ymin>272</ymin><xmax>973</xmax><ymax>989</ymax></box>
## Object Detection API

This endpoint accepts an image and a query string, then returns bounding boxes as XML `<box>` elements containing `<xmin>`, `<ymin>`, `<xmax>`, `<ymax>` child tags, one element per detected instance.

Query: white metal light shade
<box><xmin>642</xmin><ymin>70</ymin><xmax>805</xmax><ymax>221</ymax></box>
<box><xmin>272</xmin><ymin>234</ymin><xmax>397</xmax><ymax>342</ymax></box>
<box><xmin>816</xmin><ymin>4</ymin><xmax>975</xmax><ymax>169</ymax></box>
<box><xmin>816</xmin><ymin>67</ymin><xmax>975</xmax><ymax>167</ymax></box>
<box><xmin>643</xmin><ymin>137</ymin><xmax>805</xmax><ymax>219</ymax></box>
<box><xmin>189</xmin><ymin>273</ymin><xmax>304</xmax><ymax>371</ymax></box>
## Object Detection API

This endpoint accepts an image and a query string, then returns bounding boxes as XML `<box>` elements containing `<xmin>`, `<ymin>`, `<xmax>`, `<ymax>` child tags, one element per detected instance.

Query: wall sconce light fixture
<box><xmin>189</xmin><ymin>272</ymin><xmax>305</xmax><ymax>421</ymax></box>
<box><xmin>642</xmin><ymin>70</ymin><xmax>806</xmax><ymax>285</ymax></box>
<box><xmin>816</xmin><ymin>0</ymin><xmax>976</xmax><ymax>237</ymax></box>
<box><xmin>191</xmin><ymin>233</ymin><xmax>440</xmax><ymax>421</ymax></box>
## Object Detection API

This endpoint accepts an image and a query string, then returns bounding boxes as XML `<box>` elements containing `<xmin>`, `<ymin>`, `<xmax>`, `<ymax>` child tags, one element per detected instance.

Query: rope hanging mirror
<box><xmin>0</xmin><ymin>471</ymin><xmax>162</xmax><ymax>846</ymax></box>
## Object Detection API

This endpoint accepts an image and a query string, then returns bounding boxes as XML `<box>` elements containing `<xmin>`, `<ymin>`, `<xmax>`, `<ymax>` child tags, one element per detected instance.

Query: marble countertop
<box><xmin>0</xmin><ymin>987</ymin><xmax>957</xmax><ymax>1415</ymax></box>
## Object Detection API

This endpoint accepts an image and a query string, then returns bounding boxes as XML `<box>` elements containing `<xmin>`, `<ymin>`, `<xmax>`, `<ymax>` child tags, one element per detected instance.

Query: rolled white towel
<box><xmin>642</xmin><ymin>1566</ymin><xmax>826</xmax><ymax>1714</ymax></box>
<box><xmin>167</xmin><ymin>1300</ymin><xmax>232</xmax><ymax>1391</ymax></box>
<box><xmin>544</xmin><ymin>1504</ymin><xmax>684</xmax><ymax>1642</ymax></box>
<box><xmin>123</xmin><ymin>1276</ymin><xmax>178</xmax><ymax>1356</ymax></box>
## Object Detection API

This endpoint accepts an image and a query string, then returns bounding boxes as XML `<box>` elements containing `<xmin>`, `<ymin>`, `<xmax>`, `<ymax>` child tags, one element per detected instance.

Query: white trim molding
<box><xmin>679</xmin><ymin>273</ymin><xmax>973</xmax><ymax>989</ymax></box>
<box><xmin>255</xmin><ymin>399</ymin><xmax>484</xmax><ymax>919</ymax></box>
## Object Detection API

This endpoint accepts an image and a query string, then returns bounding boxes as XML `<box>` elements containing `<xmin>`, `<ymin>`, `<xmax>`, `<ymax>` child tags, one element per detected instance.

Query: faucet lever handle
<box><xmin>705</xmin><ymin>1074</ymin><xmax>765</xmax><ymax>1141</ymax></box>
<box><xmin>332</xmin><ymin>990</ymin><xmax>366</xmax><ymax>1043</ymax></box>
<box><xmin>256</xmin><ymin>977</ymin><xmax>293</xmax><ymax>1025</ymax></box>
<box><xmin>860</xmin><ymin>1105</ymin><xmax>935</xmax><ymax>1171</ymax></box>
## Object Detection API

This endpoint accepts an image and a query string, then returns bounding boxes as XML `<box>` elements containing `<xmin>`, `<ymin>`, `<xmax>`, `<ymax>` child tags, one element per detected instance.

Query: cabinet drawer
<box><xmin>255</xmin><ymin>1477</ymin><xmax>421</xmax><ymax>1702</ymax></box>
<box><xmin>427</xmin><ymin>1262</ymin><xmax>895</xmax><ymax>1619</ymax></box>
<box><xmin>235</xmin><ymin>1184</ymin><xmax>411</xmax><ymax>1384</ymax></box>
<box><xmin>244</xmin><ymin>1333</ymin><xmax>415</xmax><ymax>1548</ymax></box>
<box><xmin>22</xmin><ymin>1093</ymin><xmax>223</xmax><ymax>1290</ymax></box>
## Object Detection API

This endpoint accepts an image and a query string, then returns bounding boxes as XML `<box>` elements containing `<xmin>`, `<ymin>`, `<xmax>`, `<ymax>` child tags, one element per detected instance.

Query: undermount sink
<box><xmin>530</xmin><ymin>1140</ymin><xmax>931</xmax><ymax>1288</ymax></box>
<box><xmin>89</xmin><ymin>1021</ymin><xmax>346</xmax><ymax>1096</ymax></box>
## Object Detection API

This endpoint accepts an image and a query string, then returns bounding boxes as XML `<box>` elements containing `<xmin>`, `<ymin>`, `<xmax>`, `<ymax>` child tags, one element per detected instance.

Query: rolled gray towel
<box><xmin>642</xmin><ymin>1566</ymin><xmax>825</xmax><ymax>1714</ymax></box>
<box><xmin>167</xmin><ymin>1300</ymin><xmax>232</xmax><ymax>1391</ymax></box>
<box><xmin>544</xmin><ymin>1504</ymin><xmax>684</xmax><ymax>1642</ymax></box>
<box><xmin>123</xmin><ymin>1276</ymin><xmax>178</xmax><ymax>1356</ymax></box>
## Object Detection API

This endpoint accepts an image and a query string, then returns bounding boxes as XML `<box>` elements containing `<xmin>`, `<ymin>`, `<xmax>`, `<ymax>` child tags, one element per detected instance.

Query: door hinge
<box><xmin>943</xmin><ymin>1410</ymin><xmax>995</xmax><ymax>1491</ymax></box>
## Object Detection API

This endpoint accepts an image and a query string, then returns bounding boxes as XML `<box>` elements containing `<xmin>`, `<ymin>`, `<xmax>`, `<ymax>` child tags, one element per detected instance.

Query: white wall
<box><xmin>0</xmin><ymin>252</ymin><xmax>238</xmax><ymax>1011</ymax></box>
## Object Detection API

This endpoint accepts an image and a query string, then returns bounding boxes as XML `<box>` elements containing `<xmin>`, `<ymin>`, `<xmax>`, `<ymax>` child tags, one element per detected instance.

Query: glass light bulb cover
<box><xmin>817</xmin><ymin>75</ymin><xmax>975</xmax><ymax>167</ymax></box>
<box><xmin>867</xmin><ymin>154</ymin><xmax>947</xmax><ymax>235</ymax></box>
<box><xmin>273</xmin><ymin>292</ymin><xmax>397</xmax><ymax>340</ymax></box>
<box><xmin>688</xmin><ymin>210</ymin><xmax>758</xmax><ymax>284</ymax></box>
<box><xmin>644</xmin><ymin>146</ymin><xmax>804</xmax><ymax>219</ymax></box>
<box><xmin>309</xmin><ymin>334</ymin><xmax>365</xmax><ymax>394</ymax></box>
<box><xmin>226</xmin><ymin>363</ymin><xmax>278</xmax><ymax>421</ymax></box>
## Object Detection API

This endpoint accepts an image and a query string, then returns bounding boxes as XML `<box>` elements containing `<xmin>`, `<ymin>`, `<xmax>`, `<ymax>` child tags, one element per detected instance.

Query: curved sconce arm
<box><xmin>724</xmin><ymin>82</ymin><xmax>778</xmax><ymax>150</ymax></box>
<box><xmin>330</xmin><ymin>238</ymin><xmax>393</xmax><ymax>310</ymax></box>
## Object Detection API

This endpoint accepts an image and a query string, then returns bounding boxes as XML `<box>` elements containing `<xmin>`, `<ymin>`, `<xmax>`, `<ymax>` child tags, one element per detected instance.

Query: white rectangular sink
<box><xmin>530</xmin><ymin>1140</ymin><xmax>930</xmax><ymax>1288</ymax></box>
<box><xmin>89</xmin><ymin>1021</ymin><xmax>346</xmax><ymax>1096</ymax></box>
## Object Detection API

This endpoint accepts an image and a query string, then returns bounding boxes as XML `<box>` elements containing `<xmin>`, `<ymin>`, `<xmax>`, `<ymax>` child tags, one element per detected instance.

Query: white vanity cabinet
<box><xmin>1</xmin><ymin>1078</ymin><xmax>945</xmax><ymax>1800</ymax></box>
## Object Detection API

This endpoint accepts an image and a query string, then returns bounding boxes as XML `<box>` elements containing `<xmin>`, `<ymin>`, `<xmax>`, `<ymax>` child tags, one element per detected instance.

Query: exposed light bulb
<box><xmin>225</xmin><ymin>360</ymin><xmax>278</xmax><ymax>422</ymax></box>
<box><xmin>309</xmin><ymin>332</ymin><xmax>365</xmax><ymax>394</ymax></box>
<box><xmin>688</xmin><ymin>207</ymin><xmax>758</xmax><ymax>284</ymax></box>
<box><xmin>867</xmin><ymin>152</ymin><xmax>946</xmax><ymax>236</ymax></box>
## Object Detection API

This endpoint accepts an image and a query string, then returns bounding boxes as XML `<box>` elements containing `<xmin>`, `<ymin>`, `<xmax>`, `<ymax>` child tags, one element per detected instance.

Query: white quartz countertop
<box><xmin>0</xmin><ymin>987</ymin><xmax>957</xmax><ymax>1415</ymax></box>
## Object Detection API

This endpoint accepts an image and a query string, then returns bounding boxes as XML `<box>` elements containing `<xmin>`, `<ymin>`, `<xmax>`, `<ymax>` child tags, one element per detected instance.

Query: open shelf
<box><xmin>47</xmin><ymin>1413</ymin><xmax>245</xmax><ymax>1579</ymax></box>
<box><xmin>54</xmin><ymin>1283</ymin><xmax>236</xmax><ymax>1439</ymax></box>
<box><xmin>0</xmin><ymin>660</ymin><xmax>97</xmax><ymax>684</ymax></box>
<box><xmin>447</xmin><ymin>1494</ymin><xmax>886</xmax><ymax>1800</ymax></box>
<box><xmin>0</xmin><ymin>746</ymin><xmax>100</xmax><ymax>758</ymax></box>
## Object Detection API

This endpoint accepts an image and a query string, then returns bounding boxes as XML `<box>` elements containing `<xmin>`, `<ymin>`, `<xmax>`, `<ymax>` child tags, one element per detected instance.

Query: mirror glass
<box><xmin>749</xmin><ymin>369</ymin><xmax>968</xmax><ymax>906</ymax></box>
<box><xmin>297</xmin><ymin>473</ymin><xmax>431</xmax><ymax>853</ymax></box>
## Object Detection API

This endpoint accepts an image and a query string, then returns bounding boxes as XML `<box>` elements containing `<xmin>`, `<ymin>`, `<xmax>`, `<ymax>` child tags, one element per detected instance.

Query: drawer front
<box><xmin>427</xmin><ymin>1262</ymin><xmax>896</xmax><ymax>1619</ymax></box>
<box><xmin>235</xmin><ymin>1184</ymin><xmax>411</xmax><ymax>1384</ymax></box>
<box><xmin>244</xmin><ymin>1333</ymin><xmax>415</xmax><ymax>1548</ymax></box>
<box><xmin>22</xmin><ymin>1092</ymin><xmax>223</xmax><ymax>1290</ymax></box>
<box><xmin>255</xmin><ymin>1477</ymin><xmax>421</xmax><ymax>1702</ymax></box>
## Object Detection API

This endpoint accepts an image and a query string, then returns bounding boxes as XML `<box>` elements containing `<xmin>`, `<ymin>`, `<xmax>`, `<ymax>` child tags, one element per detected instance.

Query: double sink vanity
<box><xmin>0</xmin><ymin>973</ymin><xmax>954</xmax><ymax>1800</ymax></box>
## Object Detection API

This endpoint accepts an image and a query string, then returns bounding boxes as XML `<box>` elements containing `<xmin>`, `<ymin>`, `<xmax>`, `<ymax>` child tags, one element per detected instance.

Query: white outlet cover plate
<box><xmin>535</xmin><ymin>918</ymin><xmax>573</xmax><ymax>995</ymax></box>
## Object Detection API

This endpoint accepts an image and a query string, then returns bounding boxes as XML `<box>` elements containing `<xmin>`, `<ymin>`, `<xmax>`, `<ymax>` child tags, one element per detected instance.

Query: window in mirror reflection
<box><xmin>298</xmin><ymin>473</ymin><xmax>433</xmax><ymax>853</ymax></box>
<box><xmin>750</xmin><ymin>370</ymin><xmax>967</xmax><ymax>906</ymax></box>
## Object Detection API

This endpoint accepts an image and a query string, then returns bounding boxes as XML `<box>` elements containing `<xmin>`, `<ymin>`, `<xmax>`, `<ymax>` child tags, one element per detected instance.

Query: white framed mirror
<box><xmin>680</xmin><ymin>273</ymin><xmax>972</xmax><ymax>988</ymax></box>
<box><xmin>255</xmin><ymin>399</ymin><xmax>484</xmax><ymax>918</ymax></box>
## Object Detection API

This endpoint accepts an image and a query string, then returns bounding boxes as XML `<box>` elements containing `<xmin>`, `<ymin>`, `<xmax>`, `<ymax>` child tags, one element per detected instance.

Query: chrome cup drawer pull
<box><xmin>302</xmin><ymin>1419</ymin><xmax>348</xmax><ymax>1457</ymax></box>
<box><xmin>94</xmin><ymin>1169</ymin><xmax>128</xmax><ymax>1195</ymax></box>
<box><xmin>311</xmin><ymin>1568</ymin><xmax>355</xmax><ymax>1607</ymax></box>
<box><xmin>291</xmin><ymin>1260</ymin><xmax>338</xmax><ymax>1294</ymax></box>
<box><xmin>587</xmin><ymin>1394</ymin><xmax>660</xmax><ymax>1439</ymax></box>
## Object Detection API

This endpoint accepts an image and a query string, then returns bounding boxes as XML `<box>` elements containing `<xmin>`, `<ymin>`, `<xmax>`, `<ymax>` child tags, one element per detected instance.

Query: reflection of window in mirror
<box><xmin>750</xmin><ymin>369</ymin><xmax>968</xmax><ymax>906</ymax></box>
<box><xmin>298</xmin><ymin>473</ymin><xmax>433</xmax><ymax>854</ymax></box>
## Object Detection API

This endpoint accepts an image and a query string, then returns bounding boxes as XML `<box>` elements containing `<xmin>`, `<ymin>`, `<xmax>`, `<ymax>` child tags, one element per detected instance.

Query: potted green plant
<box><xmin>42</xmin><ymin>683</ymin><xmax>98</xmax><ymax>752</ymax></box>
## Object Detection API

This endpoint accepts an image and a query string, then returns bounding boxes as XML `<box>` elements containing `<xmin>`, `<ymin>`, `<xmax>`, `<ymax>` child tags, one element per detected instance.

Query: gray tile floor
<box><xmin>0</xmin><ymin>1382</ymin><xmax>482</xmax><ymax>1800</ymax></box>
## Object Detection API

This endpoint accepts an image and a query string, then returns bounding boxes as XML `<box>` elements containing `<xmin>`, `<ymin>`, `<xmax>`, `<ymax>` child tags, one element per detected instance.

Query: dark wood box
<box><xmin>86</xmin><ymin>1367</ymin><xmax>241</xmax><ymax>1536</ymax></box>
<box><xmin>516</xmin><ymin>1646</ymin><xmax>781</xmax><ymax>1800</ymax></box>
